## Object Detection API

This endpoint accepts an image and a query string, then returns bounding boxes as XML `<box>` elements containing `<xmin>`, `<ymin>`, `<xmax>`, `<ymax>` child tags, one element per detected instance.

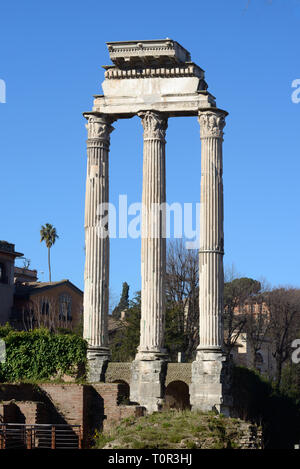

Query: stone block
<box><xmin>130</xmin><ymin>358</ymin><xmax>167</xmax><ymax>413</ymax></box>
<box><xmin>190</xmin><ymin>351</ymin><xmax>233</xmax><ymax>416</ymax></box>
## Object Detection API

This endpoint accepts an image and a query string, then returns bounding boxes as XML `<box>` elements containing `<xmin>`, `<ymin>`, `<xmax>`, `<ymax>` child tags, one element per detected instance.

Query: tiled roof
<box><xmin>15</xmin><ymin>280</ymin><xmax>83</xmax><ymax>297</ymax></box>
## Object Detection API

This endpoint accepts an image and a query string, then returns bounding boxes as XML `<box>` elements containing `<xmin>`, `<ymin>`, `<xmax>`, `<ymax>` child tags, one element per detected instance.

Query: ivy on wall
<box><xmin>0</xmin><ymin>326</ymin><xmax>87</xmax><ymax>382</ymax></box>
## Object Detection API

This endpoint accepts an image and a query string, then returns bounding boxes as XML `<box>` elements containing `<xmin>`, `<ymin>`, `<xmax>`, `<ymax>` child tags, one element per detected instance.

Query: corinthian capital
<box><xmin>139</xmin><ymin>111</ymin><xmax>168</xmax><ymax>140</ymax></box>
<box><xmin>85</xmin><ymin>114</ymin><xmax>114</xmax><ymax>142</ymax></box>
<box><xmin>198</xmin><ymin>110</ymin><xmax>226</xmax><ymax>139</ymax></box>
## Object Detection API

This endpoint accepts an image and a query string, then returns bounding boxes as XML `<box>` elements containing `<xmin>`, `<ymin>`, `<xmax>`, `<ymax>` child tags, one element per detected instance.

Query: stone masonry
<box><xmin>83</xmin><ymin>39</ymin><xmax>231</xmax><ymax>413</ymax></box>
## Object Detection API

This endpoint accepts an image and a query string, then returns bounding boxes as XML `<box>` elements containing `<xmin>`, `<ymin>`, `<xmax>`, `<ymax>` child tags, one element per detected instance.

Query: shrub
<box><xmin>0</xmin><ymin>328</ymin><xmax>87</xmax><ymax>382</ymax></box>
<box><xmin>232</xmin><ymin>366</ymin><xmax>300</xmax><ymax>448</ymax></box>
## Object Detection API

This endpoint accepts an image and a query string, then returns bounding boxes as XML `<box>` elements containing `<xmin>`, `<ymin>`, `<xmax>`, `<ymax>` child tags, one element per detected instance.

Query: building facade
<box><xmin>13</xmin><ymin>280</ymin><xmax>83</xmax><ymax>332</ymax></box>
<box><xmin>0</xmin><ymin>241</ymin><xmax>23</xmax><ymax>324</ymax></box>
<box><xmin>0</xmin><ymin>240</ymin><xmax>83</xmax><ymax>332</ymax></box>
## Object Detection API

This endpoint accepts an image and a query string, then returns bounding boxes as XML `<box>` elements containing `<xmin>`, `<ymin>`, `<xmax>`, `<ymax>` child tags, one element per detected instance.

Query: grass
<box><xmin>93</xmin><ymin>409</ymin><xmax>255</xmax><ymax>449</ymax></box>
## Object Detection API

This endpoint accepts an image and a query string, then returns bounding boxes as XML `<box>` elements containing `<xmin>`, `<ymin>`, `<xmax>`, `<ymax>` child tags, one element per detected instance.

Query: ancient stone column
<box><xmin>190</xmin><ymin>109</ymin><xmax>232</xmax><ymax>415</ymax></box>
<box><xmin>83</xmin><ymin>113</ymin><xmax>114</xmax><ymax>382</ymax></box>
<box><xmin>130</xmin><ymin>111</ymin><xmax>168</xmax><ymax>412</ymax></box>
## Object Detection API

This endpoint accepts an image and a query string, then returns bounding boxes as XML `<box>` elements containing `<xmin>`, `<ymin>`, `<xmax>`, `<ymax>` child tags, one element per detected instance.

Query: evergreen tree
<box><xmin>112</xmin><ymin>282</ymin><xmax>130</xmax><ymax>319</ymax></box>
<box><xmin>111</xmin><ymin>292</ymin><xmax>141</xmax><ymax>361</ymax></box>
<box><xmin>111</xmin><ymin>293</ymin><xmax>197</xmax><ymax>363</ymax></box>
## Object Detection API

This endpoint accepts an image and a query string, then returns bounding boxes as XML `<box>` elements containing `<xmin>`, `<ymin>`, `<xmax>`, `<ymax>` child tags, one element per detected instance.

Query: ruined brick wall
<box><xmin>0</xmin><ymin>383</ymin><xmax>144</xmax><ymax>447</ymax></box>
<box><xmin>16</xmin><ymin>402</ymin><xmax>44</xmax><ymax>425</ymax></box>
<box><xmin>40</xmin><ymin>384</ymin><xmax>85</xmax><ymax>427</ymax></box>
<box><xmin>0</xmin><ymin>402</ymin><xmax>19</xmax><ymax>423</ymax></box>
<box><xmin>0</xmin><ymin>383</ymin><xmax>42</xmax><ymax>402</ymax></box>
<box><xmin>0</xmin><ymin>400</ymin><xmax>47</xmax><ymax>425</ymax></box>
<box><xmin>90</xmin><ymin>383</ymin><xmax>144</xmax><ymax>431</ymax></box>
<box><xmin>238</xmin><ymin>422</ymin><xmax>262</xmax><ymax>449</ymax></box>
<box><xmin>0</xmin><ymin>383</ymin><xmax>262</xmax><ymax>449</ymax></box>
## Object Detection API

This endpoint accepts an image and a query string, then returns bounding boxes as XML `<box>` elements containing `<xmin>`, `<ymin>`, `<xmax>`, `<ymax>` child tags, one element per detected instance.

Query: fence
<box><xmin>0</xmin><ymin>423</ymin><xmax>83</xmax><ymax>449</ymax></box>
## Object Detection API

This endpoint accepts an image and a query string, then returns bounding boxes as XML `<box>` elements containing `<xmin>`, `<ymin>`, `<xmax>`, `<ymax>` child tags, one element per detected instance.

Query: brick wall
<box><xmin>0</xmin><ymin>383</ymin><xmax>145</xmax><ymax>448</ymax></box>
<box><xmin>16</xmin><ymin>402</ymin><xmax>42</xmax><ymax>425</ymax></box>
<box><xmin>0</xmin><ymin>383</ymin><xmax>42</xmax><ymax>402</ymax></box>
<box><xmin>90</xmin><ymin>383</ymin><xmax>144</xmax><ymax>433</ymax></box>
<box><xmin>0</xmin><ymin>402</ymin><xmax>19</xmax><ymax>423</ymax></box>
<box><xmin>0</xmin><ymin>383</ymin><xmax>262</xmax><ymax>449</ymax></box>
<box><xmin>40</xmin><ymin>384</ymin><xmax>85</xmax><ymax>426</ymax></box>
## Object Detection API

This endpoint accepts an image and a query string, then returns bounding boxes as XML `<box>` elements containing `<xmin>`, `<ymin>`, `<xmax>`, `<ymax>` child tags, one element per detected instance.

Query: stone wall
<box><xmin>106</xmin><ymin>362</ymin><xmax>132</xmax><ymax>384</ymax></box>
<box><xmin>106</xmin><ymin>362</ymin><xmax>193</xmax><ymax>386</ymax></box>
<box><xmin>165</xmin><ymin>363</ymin><xmax>192</xmax><ymax>386</ymax></box>
<box><xmin>238</xmin><ymin>422</ymin><xmax>262</xmax><ymax>449</ymax></box>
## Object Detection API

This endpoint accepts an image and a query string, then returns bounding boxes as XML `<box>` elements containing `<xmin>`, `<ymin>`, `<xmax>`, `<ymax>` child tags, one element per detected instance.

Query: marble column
<box><xmin>83</xmin><ymin>113</ymin><xmax>114</xmax><ymax>382</ymax></box>
<box><xmin>190</xmin><ymin>109</ymin><xmax>232</xmax><ymax>415</ymax></box>
<box><xmin>130</xmin><ymin>111</ymin><xmax>168</xmax><ymax>412</ymax></box>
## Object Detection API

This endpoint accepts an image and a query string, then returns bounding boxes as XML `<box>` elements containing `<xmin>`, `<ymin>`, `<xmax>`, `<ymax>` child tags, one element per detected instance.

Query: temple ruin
<box><xmin>83</xmin><ymin>39</ymin><xmax>232</xmax><ymax>414</ymax></box>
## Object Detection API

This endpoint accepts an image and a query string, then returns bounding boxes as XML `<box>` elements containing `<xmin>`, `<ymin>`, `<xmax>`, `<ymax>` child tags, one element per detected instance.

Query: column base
<box><xmin>87</xmin><ymin>346</ymin><xmax>110</xmax><ymax>382</ymax></box>
<box><xmin>190</xmin><ymin>349</ymin><xmax>233</xmax><ymax>416</ymax></box>
<box><xmin>130</xmin><ymin>351</ymin><xmax>168</xmax><ymax>413</ymax></box>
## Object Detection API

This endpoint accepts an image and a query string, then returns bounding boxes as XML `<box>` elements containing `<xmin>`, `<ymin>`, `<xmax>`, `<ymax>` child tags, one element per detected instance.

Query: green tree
<box><xmin>164</xmin><ymin>304</ymin><xmax>188</xmax><ymax>361</ymax></box>
<box><xmin>112</xmin><ymin>282</ymin><xmax>130</xmax><ymax>319</ymax></box>
<box><xmin>110</xmin><ymin>292</ymin><xmax>141</xmax><ymax>361</ymax></box>
<box><xmin>280</xmin><ymin>361</ymin><xmax>300</xmax><ymax>404</ymax></box>
<box><xmin>40</xmin><ymin>223</ymin><xmax>59</xmax><ymax>282</ymax></box>
<box><xmin>110</xmin><ymin>292</ymin><xmax>196</xmax><ymax>363</ymax></box>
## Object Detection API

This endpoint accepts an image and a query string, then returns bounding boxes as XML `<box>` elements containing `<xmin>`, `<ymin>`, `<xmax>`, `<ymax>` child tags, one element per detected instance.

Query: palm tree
<box><xmin>40</xmin><ymin>223</ymin><xmax>59</xmax><ymax>282</ymax></box>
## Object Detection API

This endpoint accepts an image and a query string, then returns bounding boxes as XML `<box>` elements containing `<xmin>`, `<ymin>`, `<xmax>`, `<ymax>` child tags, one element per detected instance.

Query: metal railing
<box><xmin>0</xmin><ymin>423</ymin><xmax>83</xmax><ymax>449</ymax></box>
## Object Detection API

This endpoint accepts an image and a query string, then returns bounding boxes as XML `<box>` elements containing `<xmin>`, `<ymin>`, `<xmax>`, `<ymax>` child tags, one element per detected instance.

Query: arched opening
<box><xmin>113</xmin><ymin>379</ymin><xmax>130</xmax><ymax>404</ymax></box>
<box><xmin>165</xmin><ymin>380</ymin><xmax>190</xmax><ymax>410</ymax></box>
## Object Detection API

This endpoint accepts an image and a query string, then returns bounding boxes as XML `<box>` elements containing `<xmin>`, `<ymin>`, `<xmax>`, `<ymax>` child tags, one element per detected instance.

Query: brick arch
<box><xmin>165</xmin><ymin>363</ymin><xmax>192</xmax><ymax>386</ymax></box>
<box><xmin>165</xmin><ymin>380</ymin><xmax>190</xmax><ymax>410</ymax></box>
<box><xmin>112</xmin><ymin>380</ymin><xmax>130</xmax><ymax>401</ymax></box>
<box><xmin>105</xmin><ymin>362</ymin><xmax>131</xmax><ymax>386</ymax></box>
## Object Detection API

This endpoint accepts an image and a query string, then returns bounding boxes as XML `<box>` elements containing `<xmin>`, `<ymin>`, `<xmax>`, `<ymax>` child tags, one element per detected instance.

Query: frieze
<box><xmin>104</xmin><ymin>64</ymin><xmax>206</xmax><ymax>84</ymax></box>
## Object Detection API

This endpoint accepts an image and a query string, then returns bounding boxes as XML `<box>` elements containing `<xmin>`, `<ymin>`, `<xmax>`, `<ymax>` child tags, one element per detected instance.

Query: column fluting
<box><xmin>137</xmin><ymin>111</ymin><xmax>168</xmax><ymax>357</ymax></box>
<box><xmin>198</xmin><ymin>110</ymin><xmax>226</xmax><ymax>351</ymax></box>
<box><xmin>83</xmin><ymin>114</ymin><xmax>114</xmax><ymax>359</ymax></box>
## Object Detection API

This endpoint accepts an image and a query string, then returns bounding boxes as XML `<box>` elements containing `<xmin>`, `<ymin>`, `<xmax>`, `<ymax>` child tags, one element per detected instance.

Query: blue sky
<box><xmin>0</xmin><ymin>0</ymin><xmax>300</xmax><ymax>306</ymax></box>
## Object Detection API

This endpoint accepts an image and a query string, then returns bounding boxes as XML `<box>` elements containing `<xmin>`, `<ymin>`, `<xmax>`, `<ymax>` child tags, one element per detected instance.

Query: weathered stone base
<box><xmin>190</xmin><ymin>350</ymin><xmax>233</xmax><ymax>416</ymax></box>
<box><xmin>130</xmin><ymin>354</ymin><xmax>167</xmax><ymax>413</ymax></box>
<box><xmin>87</xmin><ymin>346</ymin><xmax>109</xmax><ymax>382</ymax></box>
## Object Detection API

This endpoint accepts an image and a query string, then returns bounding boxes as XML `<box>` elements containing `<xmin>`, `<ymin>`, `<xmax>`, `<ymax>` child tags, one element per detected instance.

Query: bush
<box><xmin>0</xmin><ymin>323</ymin><xmax>13</xmax><ymax>339</ymax></box>
<box><xmin>232</xmin><ymin>366</ymin><xmax>300</xmax><ymax>448</ymax></box>
<box><xmin>0</xmin><ymin>327</ymin><xmax>87</xmax><ymax>382</ymax></box>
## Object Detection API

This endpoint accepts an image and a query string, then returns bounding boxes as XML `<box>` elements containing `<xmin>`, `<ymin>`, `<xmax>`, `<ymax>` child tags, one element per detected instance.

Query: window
<box><xmin>41</xmin><ymin>301</ymin><xmax>49</xmax><ymax>315</ymax></box>
<box><xmin>59</xmin><ymin>294</ymin><xmax>72</xmax><ymax>321</ymax></box>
